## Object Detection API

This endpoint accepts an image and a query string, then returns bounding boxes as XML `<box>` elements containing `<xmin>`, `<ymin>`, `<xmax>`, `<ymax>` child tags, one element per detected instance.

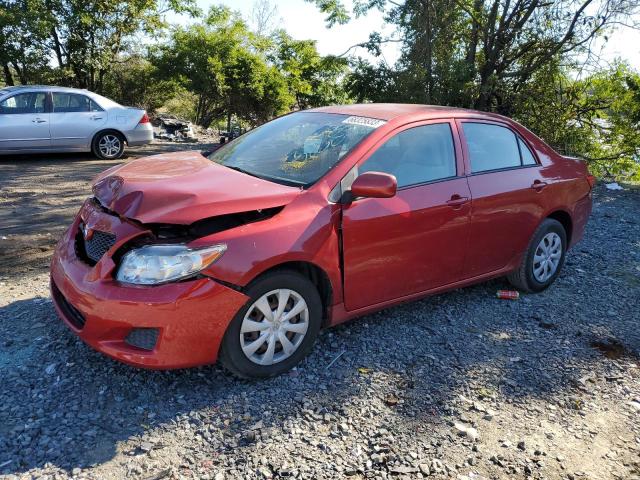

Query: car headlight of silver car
<box><xmin>116</xmin><ymin>244</ymin><xmax>227</xmax><ymax>285</ymax></box>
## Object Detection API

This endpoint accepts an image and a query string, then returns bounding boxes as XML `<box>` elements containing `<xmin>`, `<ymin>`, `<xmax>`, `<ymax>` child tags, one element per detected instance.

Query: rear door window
<box><xmin>0</xmin><ymin>92</ymin><xmax>46</xmax><ymax>114</ymax></box>
<box><xmin>463</xmin><ymin>122</ymin><xmax>522</xmax><ymax>173</ymax></box>
<box><xmin>359</xmin><ymin>123</ymin><xmax>457</xmax><ymax>188</ymax></box>
<box><xmin>52</xmin><ymin>93</ymin><xmax>103</xmax><ymax>113</ymax></box>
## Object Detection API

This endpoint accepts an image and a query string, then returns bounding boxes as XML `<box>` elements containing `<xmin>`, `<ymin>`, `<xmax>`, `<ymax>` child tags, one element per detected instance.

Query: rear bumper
<box><xmin>49</xmin><ymin>201</ymin><xmax>249</xmax><ymax>369</ymax></box>
<box><xmin>125</xmin><ymin>123</ymin><xmax>153</xmax><ymax>146</ymax></box>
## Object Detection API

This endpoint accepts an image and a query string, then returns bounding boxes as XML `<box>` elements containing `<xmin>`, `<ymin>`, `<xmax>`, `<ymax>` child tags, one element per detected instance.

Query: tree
<box><xmin>0</xmin><ymin>0</ymin><xmax>198</xmax><ymax>91</ymax></box>
<box><xmin>309</xmin><ymin>0</ymin><xmax>639</xmax><ymax>112</ymax></box>
<box><xmin>0</xmin><ymin>0</ymin><xmax>50</xmax><ymax>85</ymax></box>
<box><xmin>153</xmin><ymin>7</ymin><xmax>293</xmax><ymax>128</ymax></box>
<box><xmin>271</xmin><ymin>31</ymin><xmax>350</xmax><ymax>109</ymax></box>
<box><xmin>101</xmin><ymin>56</ymin><xmax>180</xmax><ymax>112</ymax></box>
<box><xmin>251</xmin><ymin>0</ymin><xmax>280</xmax><ymax>37</ymax></box>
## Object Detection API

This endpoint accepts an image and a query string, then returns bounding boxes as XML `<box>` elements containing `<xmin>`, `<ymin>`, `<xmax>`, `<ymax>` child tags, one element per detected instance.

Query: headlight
<box><xmin>116</xmin><ymin>244</ymin><xmax>226</xmax><ymax>285</ymax></box>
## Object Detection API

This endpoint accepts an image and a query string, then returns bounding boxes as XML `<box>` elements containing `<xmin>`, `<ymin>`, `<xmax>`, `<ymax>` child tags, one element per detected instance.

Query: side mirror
<box><xmin>349</xmin><ymin>172</ymin><xmax>397</xmax><ymax>199</ymax></box>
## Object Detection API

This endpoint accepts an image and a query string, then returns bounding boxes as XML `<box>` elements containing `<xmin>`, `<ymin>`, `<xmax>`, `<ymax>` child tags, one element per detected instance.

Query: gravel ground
<box><xmin>1</xmin><ymin>148</ymin><xmax>639</xmax><ymax>480</ymax></box>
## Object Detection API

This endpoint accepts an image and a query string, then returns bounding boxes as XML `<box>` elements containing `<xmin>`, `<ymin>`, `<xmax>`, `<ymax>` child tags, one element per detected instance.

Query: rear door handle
<box><xmin>446</xmin><ymin>194</ymin><xmax>470</xmax><ymax>208</ymax></box>
<box><xmin>32</xmin><ymin>118</ymin><xmax>47</xmax><ymax>123</ymax></box>
<box><xmin>90</xmin><ymin>116</ymin><xmax>104</xmax><ymax>120</ymax></box>
<box><xmin>531</xmin><ymin>179</ymin><xmax>547</xmax><ymax>191</ymax></box>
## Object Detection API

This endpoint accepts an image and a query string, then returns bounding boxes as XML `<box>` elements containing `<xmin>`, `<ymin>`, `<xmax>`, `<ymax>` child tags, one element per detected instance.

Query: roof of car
<box><xmin>0</xmin><ymin>85</ymin><xmax>90</xmax><ymax>95</ymax></box>
<box><xmin>310</xmin><ymin>103</ymin><xmax>509</xmax><ymax>122</ymax></box>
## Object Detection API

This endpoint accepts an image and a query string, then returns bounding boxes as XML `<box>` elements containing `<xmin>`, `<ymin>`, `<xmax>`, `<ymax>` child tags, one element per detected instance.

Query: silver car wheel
<box><xmin>98</xmin><ymin>134</ymin><xmax>121</xmax><ymax>158</ymax></box>
<box><xmin>532</xmin><ymin>232</ymin><xmax>562</xmax><ymax>282</ymax></box>
<box><xmin>239</xmin><ymin>289</ymin><xmax>309</xmax><ymax>366</ymax></box>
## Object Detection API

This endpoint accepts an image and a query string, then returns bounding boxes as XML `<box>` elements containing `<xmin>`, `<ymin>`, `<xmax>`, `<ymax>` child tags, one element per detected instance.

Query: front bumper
<box><xmin>50</xmin><ymin>199</ymin><xmax>249</xmax><ymax>369</ymax></box>
<box><xmin>124</xmin><ymin>123</ymin><xmax>153</xmax><ymax>146</ymax></box>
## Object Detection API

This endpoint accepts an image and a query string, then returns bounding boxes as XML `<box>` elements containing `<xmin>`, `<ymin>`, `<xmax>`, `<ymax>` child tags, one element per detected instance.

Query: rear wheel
<box><xmin>219</xmin><ymin>271</ymin><xmax>322</xmax><ymax>379</ymax></box>
<box><xmin>508</xmin><ymin>218</ymin><xmax>567</xmax><ymax>293</ymax></box>
<box><xmin>92</xmin><ymin>131</ymin><xmax>125</xmax><ymax>159</ymax></box>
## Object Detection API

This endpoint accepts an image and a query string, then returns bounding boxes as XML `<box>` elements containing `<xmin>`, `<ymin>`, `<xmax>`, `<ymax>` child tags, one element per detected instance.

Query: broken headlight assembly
<box><xmin>116</xmin><ymin>244</ymin><xmax>227</xmax><ymax>285</ymax></box>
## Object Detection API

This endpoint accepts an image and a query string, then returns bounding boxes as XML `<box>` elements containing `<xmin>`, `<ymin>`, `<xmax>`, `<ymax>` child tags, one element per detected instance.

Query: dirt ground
<box><xmin>0</xmin><ymin>141</ymin><xmax>217</xmax><ymax>279</ymax></box>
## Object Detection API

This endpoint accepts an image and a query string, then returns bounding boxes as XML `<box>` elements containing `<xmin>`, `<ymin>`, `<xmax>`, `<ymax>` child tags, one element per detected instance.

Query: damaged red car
<box><xmin>50</xmin><ymin>104</ymin><xmax>594</xmax><ymax>378</ymax></box>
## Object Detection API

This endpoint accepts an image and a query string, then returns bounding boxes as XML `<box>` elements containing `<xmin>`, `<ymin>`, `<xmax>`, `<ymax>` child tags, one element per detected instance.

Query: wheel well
<box><xmin>92</xmin><ymin>129</ymin><xmax>127</xmax><ymax>146</ymax></box>
<box><xmin>547</xmin><ymin>210</ymin><xmax>572</xmax><ymax>244</ymax></box>
<box><xmin>255</xmin><ymin>261</ymin><xmax>333</xmax><ymax>325</ymax></box>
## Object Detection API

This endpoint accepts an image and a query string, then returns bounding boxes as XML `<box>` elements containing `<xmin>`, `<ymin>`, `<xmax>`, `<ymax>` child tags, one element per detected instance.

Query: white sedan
<box><xmin>0</xmin><ymin>85</ymin><xmax>153</xmax><ymax>159</ymax></box>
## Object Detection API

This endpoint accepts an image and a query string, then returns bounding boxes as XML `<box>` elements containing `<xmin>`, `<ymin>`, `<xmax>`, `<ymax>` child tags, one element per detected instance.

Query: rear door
<box><xmin>50</xmin><ymin>92</ymin><xmax>106</xmax><ymax>148</ymax></box>
<box><xmin>341</xmin><ymin>120</ymin><xmax>472</xmax><ymax>311</ymax></box>
<box><xmin>458</xmin><ymin>120</ymin><xmax>545</xmax><ymax>277</ymax></box>
<box><xmin>0</xmin><ymin>91</ymin><xmax>50</xmax><ymax>150</ymax></box>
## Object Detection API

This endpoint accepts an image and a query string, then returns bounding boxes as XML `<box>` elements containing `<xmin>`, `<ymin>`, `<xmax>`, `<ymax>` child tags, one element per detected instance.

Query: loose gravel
<box><xmin>1</xmin><ymin>155</ymin><xmax>639</xmax><ymax>480</ymax></box>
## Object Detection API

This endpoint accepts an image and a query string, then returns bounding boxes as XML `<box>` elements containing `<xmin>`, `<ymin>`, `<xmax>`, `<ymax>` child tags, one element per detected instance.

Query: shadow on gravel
<box><xmin>1</xmin><ymin>273</ymin><xmax>638</xmax><ymax>475</ymax></box>
<box><xmin>1</xmin><ymin>186</ymin><xmax>639</xmax><ymax>476</ymax></box>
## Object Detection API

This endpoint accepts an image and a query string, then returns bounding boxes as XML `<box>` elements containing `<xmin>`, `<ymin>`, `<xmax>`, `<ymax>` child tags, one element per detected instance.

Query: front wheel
<box><xmin>92</xmin><ymin>131</ymin><xmax>125</xmax><ymax>160</ymax></box>
<box><xmin>219</xmin><ymin>271</ymin><xmax>322</xmax><ymax>379</ymax></box>
<box><xmin>508</xmin><ymin>218</ymin><xmax>567</xmax><ymax>293</ymax></box>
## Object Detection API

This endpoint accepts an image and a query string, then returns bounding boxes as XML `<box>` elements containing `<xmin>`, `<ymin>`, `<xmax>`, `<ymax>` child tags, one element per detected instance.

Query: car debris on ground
<box><xmin>151</xmin><ymin>114</ymin><xmax>197</xmax><ymax>142</ymax></box>
<box><xmin>605</xmin><ymin>182</ymin><xmax>624</xmax><ymax>190</ymax></box>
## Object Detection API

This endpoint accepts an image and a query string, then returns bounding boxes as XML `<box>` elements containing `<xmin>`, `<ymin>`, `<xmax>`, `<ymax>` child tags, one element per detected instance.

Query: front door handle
<box><xmin>446</xmin><ymin>194</ymin><xmax>470</xmax><ymax>208</ymax></box>
<box><xmin>531</xmin><ymin>179</ymin><xmax>548</xmax><ymax>191</ymax></box>
<box><xmin>90</xmin><ymin>115</ymin><xmax>104</xmax><ymax>120</ymax></box>
<box><xmin>32</xmin><ymin>118</ymin><xmax>47</xmax><ymax>123</ymax></box>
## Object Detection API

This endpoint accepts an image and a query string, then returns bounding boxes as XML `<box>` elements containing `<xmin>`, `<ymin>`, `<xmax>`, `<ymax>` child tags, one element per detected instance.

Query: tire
<box><xmin>92</xmin><ymin>131</ymin><xmax>125</xmax><ymax>160</ymax></box>
<box><xmin>219</xmin><ymin>271</ymin><xmax>322</xmax><ymax>379</ymax></box>
<box><xmin>508</xmin><ymin>218</ymin><xmax>567</xmax><ymax>293</ymax></box>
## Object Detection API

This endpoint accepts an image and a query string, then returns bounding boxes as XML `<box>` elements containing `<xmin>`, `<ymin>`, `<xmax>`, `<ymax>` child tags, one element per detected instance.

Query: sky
<box><xmin>193</xmin><ymin>0</ymin><xmax>640</xmax><ymax>70</ymax></box>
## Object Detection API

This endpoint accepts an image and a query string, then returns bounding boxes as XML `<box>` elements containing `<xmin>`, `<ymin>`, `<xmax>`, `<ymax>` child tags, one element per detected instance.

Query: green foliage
<box><xmin>272</xmin><ymin>31</ymin><xmax>350</xmax><ymax>109</ymax></box>
<box><xmin>0</xmin><ymin>0</ymin><xmax>198</xmax><ymax>90</ymax></box>
<box><xmin>305</xmin><ymin>0</ymin><xmax>350</xmax><ymax>26</ymax></box>
<box><xmin>152</xmin><ymin>7</ymin><xmax>293</xmax><ymax>128</ymax></box>
<box><xmin>573</xmin><ymin>65</ymin><xmax>640</xmax><ymax>180</ymax></box>
<box><xmin>101</xmin><ymin>57</ymin><xmax>180</xmax><ymax>112</ymax></box>
<box><xmin>0</xmin><ymin>0</ymin><xmax>51</xmax><ymax>85</ymax></box>
<box><xmin>333</xmin><ymin>0</ymin><xmax>640</xmax><ymax>180</ymax></box>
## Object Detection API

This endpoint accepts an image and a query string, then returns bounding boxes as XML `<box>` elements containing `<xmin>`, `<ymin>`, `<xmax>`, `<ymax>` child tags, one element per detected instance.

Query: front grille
<box><xmin>76</xmin><ymin>224</ymin><xmax>116</xmax><ymax>265</ymax></box>
<box><xmin>51</xmin><ymin>281</ymin><xmax>86</xmax><ymax>329</ymax></box>
<box><xmin>125</xmin><ymin>328</ymin><xmax>159</xmax><ymax>351</ymax></box>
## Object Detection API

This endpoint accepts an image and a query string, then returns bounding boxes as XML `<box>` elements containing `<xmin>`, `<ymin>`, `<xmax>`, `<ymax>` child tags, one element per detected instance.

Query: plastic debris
<box><xmin>605</xmin><ymin>182</ymin><xmax>624</xmax><ymax>190</ymax></box>
<box><xmin>496</xmin><ymin>290</ymin><xmax>520</xmax><ymax>300</ymax></box>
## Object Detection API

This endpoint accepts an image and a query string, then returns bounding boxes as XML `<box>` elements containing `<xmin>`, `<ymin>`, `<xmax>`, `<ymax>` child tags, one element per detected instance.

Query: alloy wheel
<box><xmin>239</xmin><ymin>289</ymin><xmax>309</xmax><ymax>366</ymax></box>
<box><xmin>98</xmin><ymin>134</ymin><xmax>121</xmax><ymax>158</ymax></box>
<box><xmin>532</xmin><ymin>232</ymin><xmax>562</xmax><ymax>282</ymax></box>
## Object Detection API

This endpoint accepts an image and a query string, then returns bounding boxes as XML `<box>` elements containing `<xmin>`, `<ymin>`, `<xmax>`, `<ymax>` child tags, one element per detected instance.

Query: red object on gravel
<box><xmin>497</xmin><ymin>290</ymin><xmax>520</xmax><ymax>300</ymax></box>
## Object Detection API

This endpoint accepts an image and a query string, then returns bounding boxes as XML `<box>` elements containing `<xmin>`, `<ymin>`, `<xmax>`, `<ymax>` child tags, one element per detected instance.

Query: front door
<box><xmin>50</xmin><ymin>92</ymin><xmax>106</xmax><ymax>148</ymax></box>
<box><xmin>341</xmin><ymin>121</ymin><xmax>472</xmax><ymax>311</ymax></box>
<box><xmin>0</xmin><ymin>91</ymin><xmax>50</xmax><ymax>150</ymax></box>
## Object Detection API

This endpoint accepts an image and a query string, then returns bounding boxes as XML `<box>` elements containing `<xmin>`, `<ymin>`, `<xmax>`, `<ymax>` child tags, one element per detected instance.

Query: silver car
<box><xmin>0</xmin><ymin>85</ymin><xmax>153</xmax><ymax>159</ymax></box>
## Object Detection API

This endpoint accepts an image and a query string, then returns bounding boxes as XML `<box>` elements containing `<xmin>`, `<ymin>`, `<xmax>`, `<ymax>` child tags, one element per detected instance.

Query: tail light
<box><xmin>138</xmin><ymin>112</ymin><xmax>150</xmax><ymax>124</ymax></box>
<box><xmin>586</xmin><ymin>174</ymin><xmax>596</xmax><ymax>189</ymax></box>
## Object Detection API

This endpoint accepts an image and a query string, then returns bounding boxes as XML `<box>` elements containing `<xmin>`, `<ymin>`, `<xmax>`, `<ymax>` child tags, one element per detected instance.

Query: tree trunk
<box><xmin>424</xmin><ymin>0</ymin><xmax>433</xmax><ymax>103</ymax></box>
<box><xmin>227</xmin><ymin>109</ymin><xmax>232</xmax><ymax>133</ymax></box>
<box><xmin>2</xmin><ymin>63</ymin><xmax>14</xmax><ymax>86</ymax></box>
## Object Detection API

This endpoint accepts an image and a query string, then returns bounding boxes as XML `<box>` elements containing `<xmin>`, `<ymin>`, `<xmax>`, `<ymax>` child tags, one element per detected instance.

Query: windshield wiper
<box><xmin>223</xmin><ymin>164</ymin><xmax>305</xmax><ymax>188</ymax></box>
<box><xmin>224</xmin><ymin>165</ymin><xmax>257</xmax><ymax>177</ymax></box>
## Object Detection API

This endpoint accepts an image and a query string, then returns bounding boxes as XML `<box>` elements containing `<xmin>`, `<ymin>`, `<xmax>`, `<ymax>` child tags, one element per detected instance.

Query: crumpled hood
<box><xmin>92</xmin><ymin>151</ymin><xmax>301</xmax><ymax>224</ymax></box>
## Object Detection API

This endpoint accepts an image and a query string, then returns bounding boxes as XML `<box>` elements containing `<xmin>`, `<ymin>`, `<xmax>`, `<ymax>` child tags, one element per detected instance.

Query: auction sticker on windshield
<box><xmin>341</xmin><ymin>116</ymin><xmax>387</xmax><ymax>128</ymax></box>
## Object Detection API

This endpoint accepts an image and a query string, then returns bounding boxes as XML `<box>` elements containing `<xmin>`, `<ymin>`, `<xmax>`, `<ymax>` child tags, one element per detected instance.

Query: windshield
<box><xmin>208</xmin><ymin>112</ymin><xmax>385</xmax><ymax>186</ymax></box>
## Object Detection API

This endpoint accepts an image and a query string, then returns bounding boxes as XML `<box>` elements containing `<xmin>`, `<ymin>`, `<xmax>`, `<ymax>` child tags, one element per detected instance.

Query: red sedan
<box><xmin>50</xmin><ymin>104</ymin><xmax>594</xmax><ymax>378</ymax></box>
